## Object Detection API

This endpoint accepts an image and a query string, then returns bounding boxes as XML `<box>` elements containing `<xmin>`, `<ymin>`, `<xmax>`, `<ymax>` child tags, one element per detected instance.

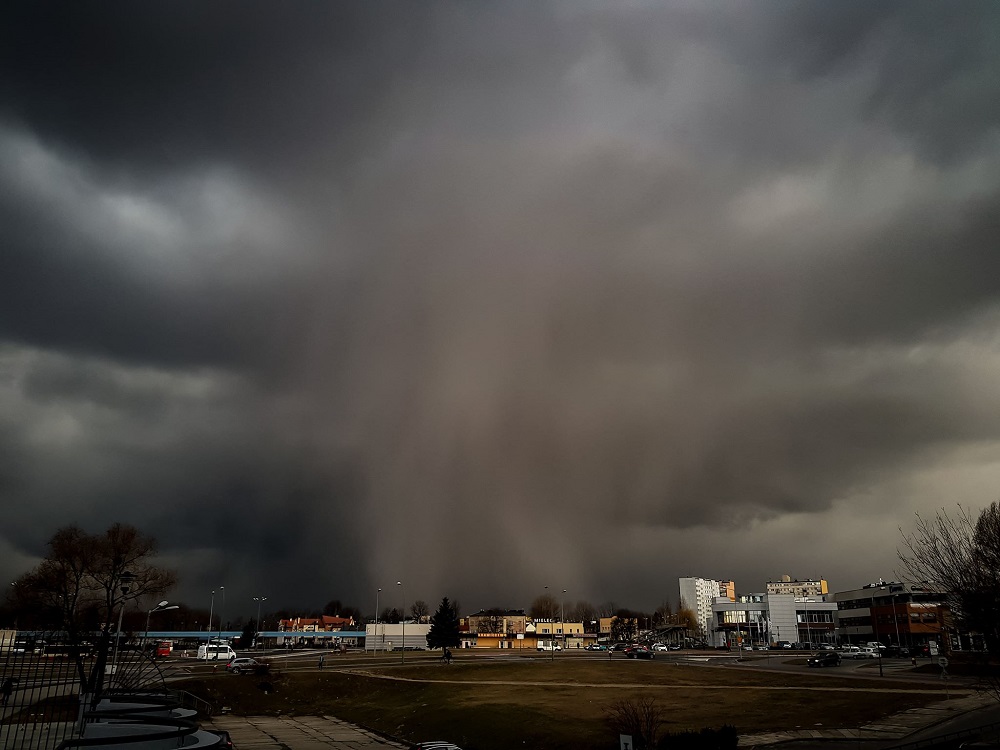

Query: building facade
<box><xmin>832</xmin><ymin>582</ymin><xmax>948</xmax><ymax>649</ymax></box>
<box><xmin>679</xmin><ymin>577</ymin><xmax>735</xmax><ymax>643</ymax></box>
<box><xmin>711</xmin><ymin>593</ymin><xmax>837</xmax><ymax>647</ymax></box>
<box><xmin>766</xmin><ymin>576</ymin><xmax>829</xmax><ymax>597</ymax></box>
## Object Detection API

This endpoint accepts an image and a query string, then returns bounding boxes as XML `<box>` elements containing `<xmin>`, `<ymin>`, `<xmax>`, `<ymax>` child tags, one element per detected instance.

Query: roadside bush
<box><xmin>657</xmin><ymin>724</ymin><xmax>738</xmax><ymax>750</ymax></box>
<box><xmin>605</xmin><ymin>697</ymin><xmax>664</xmax><ymax>750</ymax></box>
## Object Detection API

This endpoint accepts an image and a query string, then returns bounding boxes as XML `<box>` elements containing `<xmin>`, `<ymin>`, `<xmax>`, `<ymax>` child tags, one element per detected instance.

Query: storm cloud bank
<box><xmin>2</xmin><ymin>2</ymin><xmax>1000</xmax><ymax>613</ymax></box>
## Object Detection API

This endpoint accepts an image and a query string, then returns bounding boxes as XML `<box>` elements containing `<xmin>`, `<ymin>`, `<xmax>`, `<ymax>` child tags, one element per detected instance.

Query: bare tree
<box><xmin>567</xmin><ymin>600</ymin><xmax>596</xmax><ymax>622</ymax></box>
<box><xmin>605</xmin><ymin>697</ymin><xmax>664</xmax><ymax>750</ymax></box>
<box><xmin>899</xmin><ymin>503</ymin><xmax>1000</xmax><ymax>661</ymax></box>
<box><xmin>530</xmin><ymin>593</ymin><xmax>558</xmax><ymax>620</ymax></box>
<box><xmin>653</xmin><ymin>601</ymin><xmax>673</xmax><ymax>627</ymax></box>
<box><xmin>676</xmin><ymin>602</ymin><xmax>698</xmax><ymax>638</ymax></box>
<box><xmin>410</xmin><ymin>600</ymin><xmax>430</xmax><ymax>622</ymax></box>
<box><xmin>9</xmin><ymin>523</ymin><xmax>175</xmax><ymax>701</ymax></box>
<box><xmin>474</xmin><ymin>608</ymin><xmax>505</xmax><ymax>634</ymax></box>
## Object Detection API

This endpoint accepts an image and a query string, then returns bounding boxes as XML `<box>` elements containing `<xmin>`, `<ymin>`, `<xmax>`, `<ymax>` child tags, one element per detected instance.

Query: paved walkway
<box><xmin>738</xmin><ymin>692</ymin><xmax>994</xmax><ymax>746</ymax></box>
<box><xmin>207</xmin><ymin>714</ymin><xmax>409</xmax><ymax>750</ymax></box>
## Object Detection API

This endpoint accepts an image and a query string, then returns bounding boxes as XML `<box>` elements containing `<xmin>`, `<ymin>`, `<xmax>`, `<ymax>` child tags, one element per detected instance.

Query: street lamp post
<box><xmin>208</xmin><ymin>590</ymin><xmax>215</xmax><ymax>637</ymax></box>
<box><xmin>144</xmin><ymin>601</ymin><xmax>179</xmax><ymax>648</ymax></box>
<box><xmin>561</xmin><ymin>589</ymin><xmax>567</xmax><ymax>652</ymax></box>
<box><xmin>109</xmin><ymin>572</ymin><xmax>137</xmax><ymax>688</ymax></box>
<box><xmin>374</xmin><ymin>588</ymin><xmax>381</xmax><ymax>654</ymax></box>
<box><xmin>871</xmin><ymin>587</ymin><xmax>884</xmax><ymax>677</ymax></box>
<box><xmin>253</xmin><ymin>597</ymin><xmax>267</xmax><ymax>650</ymax></box>
<box><xmin>889</xmin><ymin>590</ymin><xmax>902</xmax><ymax>647</ymax></box>
<box><xmin>397</xmin><ymin>582</ymin><xmax>404</xmax><ymax>664</ymax></box>
<box><xmin>218</xmin><ymin>586</ymin><xmax>226</xmax><ymax>645</ymax></box>
<box><xmin>803</xmin><ymin>589</ymin><xmax>811</xmax><ymax>647</ymax></box>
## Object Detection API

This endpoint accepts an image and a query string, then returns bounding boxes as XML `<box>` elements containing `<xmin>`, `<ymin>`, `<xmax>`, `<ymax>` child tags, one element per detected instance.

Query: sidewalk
<box><xmin>207</xmin><ymin>714</ymin><xmax>410</xmax><ymax>749</ymax></box>
<box><xmin>738</xmin><ymin>692</ymin><xmax>993</xmax><ymax>746</ymax></box>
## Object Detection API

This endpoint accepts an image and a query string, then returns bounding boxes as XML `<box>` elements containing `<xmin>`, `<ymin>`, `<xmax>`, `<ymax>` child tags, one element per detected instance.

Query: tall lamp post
<box><xmin>217</xmin><ymin>586</ymin><xmax>226</xmax><ymax>645</ymax></box>
<box><xmin>374</xmin><ymin>588</ymin><xmax>381</xmax><ymax>654</ymax></box>
<box><xmin>208</xmin><ymin>590</ymin><xmax>215</xmax><ymax>637</ymax></box>
<box><xmin>253</xmin><ymin>597</ymin><xmax>267</xmax><ymax>651</ymax></box>
<box><xmin>397</xmin><ymin>582</ymin><xmax>404</xmax><ymax>664</ymax></box>
<box><xmin>561</xmin><ymin>589</ymin><xmax>567</xmax><ymax>652</ymax></box>
<box><xmin>871</xmin><ymin>586</ymin><xmax>884</xmax><ymax>677</ymax></box>
<box><xmin>109</xmin><ymin>572</ymin><xmax>137</xmax><ymax>687</ymax></box>
<box><xmin>144</xmin><ymin>601</ymin><xmax>179</xmax><ymax>647</ymax></box>
<box><xmin>888</xmin><ymin>589</ymin><xmax>902</xmax><ymax>648</ymax></box>
<box><xmin>802</xmin><ymin>588</ymin><xmax>811</xmax><ymax>647</ymax></box>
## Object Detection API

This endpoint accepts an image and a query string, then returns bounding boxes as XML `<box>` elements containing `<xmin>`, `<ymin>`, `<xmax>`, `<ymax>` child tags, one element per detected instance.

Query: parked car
<box><xmin>855</xmin><ymin>647</ymin><xmax>880</xmax><ymax>659</ymax></box>
<box><xmin>885</xmin><ymin>645</ymin><xmax>911</xmax><ymax>658</ymax></box>
<box><xmin>226</xmin><ymin>658</ymin><xmax>263</xmax><ymax>674</ymax></box>
<box><xmin>585</xmin><ymin>644</ymin><xmax>607</xmax><ymax>651</ymax></box>
<box><xmin>807</xmin><ymin>651</ymin><xmax>842</xmax><ymax>667</ymax></box>
<box><xmin>652</xmin><ymin>643</ymin><xmax>668</xmax><ymax>652</ymax></box>
<box><xmin>624</xmin><ymin>645</ymin><xmax>655</xmax><ymax>659</ymax></box>
<box><xmin>667</xmin><ymin>644</ymin><xmax>682</xmax><ymax>651</ymax></box>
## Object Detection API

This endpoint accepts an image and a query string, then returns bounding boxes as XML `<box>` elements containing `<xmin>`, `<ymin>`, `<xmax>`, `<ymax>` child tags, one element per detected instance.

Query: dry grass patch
<box><xmin>176</xmin><ymin>659</ymin><xmax>956</xmax><ymax>750</ymax></box>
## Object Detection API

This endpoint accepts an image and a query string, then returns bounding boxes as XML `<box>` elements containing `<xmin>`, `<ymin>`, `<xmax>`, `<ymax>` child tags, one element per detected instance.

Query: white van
<box><xmin>197</xmin><ymin>644</ymin><xmax>237</xmax><ymax>661</ymax></box>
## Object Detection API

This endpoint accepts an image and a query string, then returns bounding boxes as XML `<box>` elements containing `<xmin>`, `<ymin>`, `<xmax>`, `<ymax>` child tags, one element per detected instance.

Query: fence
<box><xmin>0</xmin><ymin>632</ymin><xmax>180</xmax><ymax>750</ymax></box>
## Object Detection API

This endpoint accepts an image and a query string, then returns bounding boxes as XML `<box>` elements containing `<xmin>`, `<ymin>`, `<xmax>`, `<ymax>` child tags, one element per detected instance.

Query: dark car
<box><xmin>226</xmin><ymin>657</ymin><xmax>263</xmax><ymax>675</ymax></box>
<box><xmin>807</xmin><ymin>651</ymin><xmax>842</xmax><ymax>667</ymax></box>
<box><xmin>624</xmin><ymin>645</ymin><xmax>655</xmax><ymax>659</ymax></box>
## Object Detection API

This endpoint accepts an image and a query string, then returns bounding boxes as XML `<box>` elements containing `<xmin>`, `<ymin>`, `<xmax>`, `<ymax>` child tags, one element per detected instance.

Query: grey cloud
<box><xmin>2</xmin><ymin>2</ymin><xmax>1000</xmax><ymax>611</ymax></box>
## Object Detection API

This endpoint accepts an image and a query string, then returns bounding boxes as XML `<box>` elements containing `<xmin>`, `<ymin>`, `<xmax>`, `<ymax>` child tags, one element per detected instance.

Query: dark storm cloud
<box><xmin>2</xmin><ymin>1</ymin><xmax>1000</xmax><ymax>612</ymax></box>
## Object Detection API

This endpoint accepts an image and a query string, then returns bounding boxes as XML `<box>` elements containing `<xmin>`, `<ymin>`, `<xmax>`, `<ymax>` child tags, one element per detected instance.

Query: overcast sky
<box><xmin>2</xmin><ymin>1</ymin><xmax>1000</xmax><ymax>619</ymax></box>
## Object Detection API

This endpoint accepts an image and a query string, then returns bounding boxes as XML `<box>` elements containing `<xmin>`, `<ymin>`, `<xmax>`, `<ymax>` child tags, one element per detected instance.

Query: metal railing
<box><xmin>0</xmin><ymin>631</ymin><xmax>173</xmax><ymax>750</ymax></box>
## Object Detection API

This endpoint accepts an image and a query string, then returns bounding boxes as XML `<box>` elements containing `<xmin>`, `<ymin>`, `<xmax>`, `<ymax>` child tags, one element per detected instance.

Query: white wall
<box><xmin>365</xmin><ymin>622</ymin><xmax>431</xmax><ymax>650</ymax></box>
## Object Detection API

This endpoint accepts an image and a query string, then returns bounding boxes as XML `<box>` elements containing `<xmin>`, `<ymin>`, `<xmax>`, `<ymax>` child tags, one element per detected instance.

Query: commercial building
<box><xmin>711</xmin><ymin>593</ymin><xmax>837</xmax><ymax>647</ymax></box>
<box><xmin>832</xmin><ymin>581</ymin><xmax>948</xmax><ymax>649</ymax></box>
<box><xmin>364</xmin><ymin>622</ymin><xmax>431</xmax><ymax>651</ymax></box>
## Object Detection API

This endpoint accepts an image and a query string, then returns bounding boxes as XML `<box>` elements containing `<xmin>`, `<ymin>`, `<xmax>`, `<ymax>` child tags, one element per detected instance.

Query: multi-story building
<box><xmin>467</xmin><ymin>609</ymin><xmax>528</xmax><ymax>636</ymax></box>
<box><xmin>711</xmin><ymin>593</ymin><xmax>837</xmax><ymax>647</ymax></box>
<box><xmin>679</xmin><ymin>577</ymin><xmax>736</xmax><ymax>643</ymax></box>
<box><xmin>832</xmin><ymin>581</ymin><xmax>948</xmax><ymax>649</ymax></box>
<box><xmin>766</xmin><ymin>575</ymin><xmax>829</xmax><ymax>597</ymax></box>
